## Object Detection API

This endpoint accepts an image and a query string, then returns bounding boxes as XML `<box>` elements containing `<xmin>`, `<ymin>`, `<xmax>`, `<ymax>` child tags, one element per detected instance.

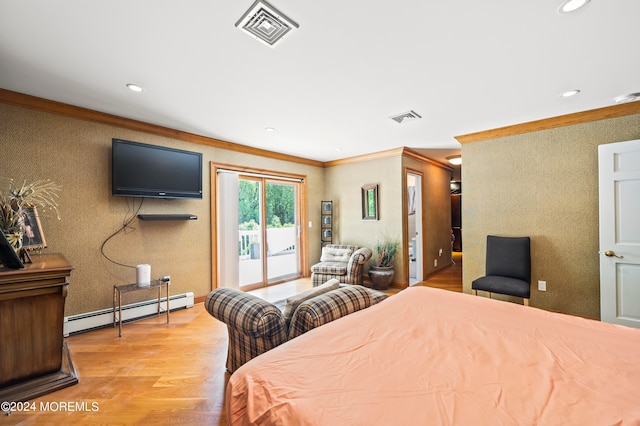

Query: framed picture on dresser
<box><xmin>21</xmin><ymin>207</ymin><xmax>47</xmax><ymax>250</ymax></box>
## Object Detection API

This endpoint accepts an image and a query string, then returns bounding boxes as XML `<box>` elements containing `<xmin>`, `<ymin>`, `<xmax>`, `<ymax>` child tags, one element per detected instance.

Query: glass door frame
<box><xmin>210</xmin><ymin>162</ymin><xmax>309</xmax><ymax>291</ymax></box>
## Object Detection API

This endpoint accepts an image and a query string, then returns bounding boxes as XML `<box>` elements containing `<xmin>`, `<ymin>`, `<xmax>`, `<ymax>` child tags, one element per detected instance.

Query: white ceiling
<box><xmin>1</xmin><ymin>1</ymin><xmax>639</xmax><ymax>166</ymax></box>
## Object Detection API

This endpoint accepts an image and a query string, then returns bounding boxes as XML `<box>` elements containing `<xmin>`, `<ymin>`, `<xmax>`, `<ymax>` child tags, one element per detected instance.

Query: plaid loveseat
<box><xmin>205</xmin><ymin>284</ymin><xmax>387</xmax><ymax>373</ymax></box>
<box><xmin>311</xmin><ymin>244</ymin><xmax>373</xmax><ymax>286</ymax></box>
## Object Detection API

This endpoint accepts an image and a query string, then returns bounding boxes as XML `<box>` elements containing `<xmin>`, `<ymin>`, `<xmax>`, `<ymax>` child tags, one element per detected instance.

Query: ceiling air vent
<box><xmin>235</xmin><ymin>0</ymin><xmax>299</xmax><ymax>48</ymax></box>
<box><xmin>614</xmin><ymin>92</ymin><xmax>640</xmax><ymax>104</ymax></box>
<box><xmin>390</xmin><ymin>110</ymin><xmax>422</xmax><ymax>124</ymax></box>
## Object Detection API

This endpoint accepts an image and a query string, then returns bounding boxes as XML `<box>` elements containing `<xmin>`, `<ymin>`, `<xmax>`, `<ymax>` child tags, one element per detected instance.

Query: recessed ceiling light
<box><xmin>265</xmin><ymin>127</ymin><xmax>275</xmax><ymax>132</ymax></box>
<box><xmin>614</xmin><ymin>93</ymin><xmax>640</xmax><ymax>104</ymax></box>
<box><xmin>126</xmin><ymin>83</ymin><xmax>144</xmax><ymax>93</ymax></box>
<box><xmin>558</xmin><ymin>0</ymin><xmax>590</xmax><ymax>14</ymax></box>
<box><xmin>560</xmin><ymin>89</ymin><xmax>581</xmax><ymax>98</ymax></box>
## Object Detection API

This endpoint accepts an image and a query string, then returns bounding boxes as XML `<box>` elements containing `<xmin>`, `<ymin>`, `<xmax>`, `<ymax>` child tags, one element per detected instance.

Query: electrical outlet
<box><xmin>308</xmin><ymin>221</ymin><xmax>312</xmax><ymax>228</ymax></box>
<box><xmin>538</xmin><ymin>280</ymin><xmax>547</xmax><ymax>292</ymax></box>
<box><xmin>439</xmin><ymin>248</ymin><xmax>443</xmax><ymax>256</ymax></box>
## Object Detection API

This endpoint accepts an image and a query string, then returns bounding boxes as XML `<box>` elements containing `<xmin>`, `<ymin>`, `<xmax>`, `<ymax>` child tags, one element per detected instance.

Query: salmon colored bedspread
<box><xmin>226</xmin><ymin>287</ymin><xmax>640</xmax><ymax>425</ymax></box>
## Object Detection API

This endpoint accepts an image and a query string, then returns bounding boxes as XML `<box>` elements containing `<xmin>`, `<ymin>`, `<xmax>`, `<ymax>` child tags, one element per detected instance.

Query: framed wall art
<box><xmin>361</xmin><ymin>184</ymin><xmax>379</xmax><ymax>221</ymax></box>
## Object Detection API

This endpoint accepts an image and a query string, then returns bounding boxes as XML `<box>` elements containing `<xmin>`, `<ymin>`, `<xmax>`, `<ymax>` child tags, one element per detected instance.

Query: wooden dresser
<box><xmin>0</xmin><ymin>253</ymin><xmax>78</xmax><ymax>402</ymax></box>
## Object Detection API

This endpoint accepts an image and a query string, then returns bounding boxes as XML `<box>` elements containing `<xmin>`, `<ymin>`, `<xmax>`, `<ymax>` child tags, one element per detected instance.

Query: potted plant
<box><xmin>368</xmin><ymin>238</ymin><xmax>399</xmax><ymax>290</ymax></box>
<box><xmin>0</xmin><ymin>178</ymin><xmax>61</xmax><ymax>254</ymax></box>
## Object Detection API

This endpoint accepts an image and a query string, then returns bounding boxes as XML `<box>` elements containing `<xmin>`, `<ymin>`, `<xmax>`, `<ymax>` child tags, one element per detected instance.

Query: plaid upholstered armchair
<box><xmin>310</xmin><ymin>244</ymin><xmax>372</xmax><ymax>287</ymax></box>
<box><xmin>205</xmin><ymin>282</ymin><xmax>387</xmax><ymax>373</ymax></box>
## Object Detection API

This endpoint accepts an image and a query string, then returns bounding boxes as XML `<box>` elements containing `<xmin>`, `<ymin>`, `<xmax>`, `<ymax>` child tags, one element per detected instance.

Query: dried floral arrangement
<box><xmin>0</xmin><ymin>178</ymin><xmax>62</xmax><ymax>251</ymax></box>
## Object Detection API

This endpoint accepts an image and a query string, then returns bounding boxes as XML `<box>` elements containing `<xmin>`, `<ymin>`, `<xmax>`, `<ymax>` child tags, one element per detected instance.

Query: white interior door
<box><xmin>598</xmin><ymin>139</ymin><xmax>640</xmax><ymax>328</ymax></box>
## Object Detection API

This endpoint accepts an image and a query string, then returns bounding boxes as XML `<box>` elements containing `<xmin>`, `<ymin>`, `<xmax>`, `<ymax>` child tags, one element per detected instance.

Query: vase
<box><xmin>3</xmin><ymin>229</ymin><xmax>24</xmax><ymax>254</ymax></box>
<box><xmin>1</xmin><ymin>202</ymin><xmax>25</xmax><ymax>254</ymax></box>
<box><xmin>368</xmin><ymin>266</ymin><xmax>394</xmax><ymax>290</ymax></box>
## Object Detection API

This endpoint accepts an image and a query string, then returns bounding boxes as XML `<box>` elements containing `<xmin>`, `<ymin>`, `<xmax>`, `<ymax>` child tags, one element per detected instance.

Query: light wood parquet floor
<box><xmin>5</xmin><ymin>253</ymin><xmax>462</xmax><ymax>425</ymax></box>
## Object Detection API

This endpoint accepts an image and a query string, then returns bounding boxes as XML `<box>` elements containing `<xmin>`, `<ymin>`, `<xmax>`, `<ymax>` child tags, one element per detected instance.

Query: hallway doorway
<box><xmin>407</xmin><ymin>171</ymin><xmax>423</xmax><ymax>286</ymax></box>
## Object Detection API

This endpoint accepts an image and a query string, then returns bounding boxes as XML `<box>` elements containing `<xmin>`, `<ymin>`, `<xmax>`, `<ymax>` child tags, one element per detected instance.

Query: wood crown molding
<box><xmin>0</xmin><ymin>88</ymin><xmax>324</xmax><ymax>168</ymax></box>
<box><xmin>323</xmin><ymin>147</ymin><xmax>405</xmax><ymax>167</ymax></box>
<box><xmin>323</xmin><ymin>147</ymin><xmax>452</xmax><ymax>169</ymax></box>
<box><xmin>455</xmin><ymin>101</ymin><xmax>640</xmax><ymax>144</ymax></box>
<box><xmin>8</xmin><ymin>87</ymin><xmax>630</xmax><ymax>165</ymax></box>
<box><xmin>2</xmin><ymin>88</ymin><xmax>442</xmax><ymax>169</ymax></box>
<box><xmin>401</xmin><ymin>147</ymin><xmax>452</xmax><ymax>171</ymax></box>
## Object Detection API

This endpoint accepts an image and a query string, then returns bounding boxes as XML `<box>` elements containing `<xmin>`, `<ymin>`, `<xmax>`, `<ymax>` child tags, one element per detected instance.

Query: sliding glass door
<box><xmin>236</xmin><ymin>176</ymin><xmax>301</xmax><ymax>289</ymax></box>
<box><xmin>238</xmin><ymin>177</ymin><xmax>263</xmax><ymax>286</ymax></box>
<box><xmin>265</xmin><ymin>180</ymin><xmax>299</xmax><ymax>282</ymax></box>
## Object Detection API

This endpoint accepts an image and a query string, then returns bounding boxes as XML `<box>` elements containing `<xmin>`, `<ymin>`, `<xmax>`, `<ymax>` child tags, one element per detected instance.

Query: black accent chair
<box><xmin>472</xmin><ymin>235</ymin><xmax>531</xmax><ymax>306</ymax></box>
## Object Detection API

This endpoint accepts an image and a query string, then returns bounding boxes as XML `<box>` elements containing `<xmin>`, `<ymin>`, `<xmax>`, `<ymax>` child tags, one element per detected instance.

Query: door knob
<box><xmin>604</xmin><ymin>250</ymin><xmax>624</xmax><ymax>259</ymax></box>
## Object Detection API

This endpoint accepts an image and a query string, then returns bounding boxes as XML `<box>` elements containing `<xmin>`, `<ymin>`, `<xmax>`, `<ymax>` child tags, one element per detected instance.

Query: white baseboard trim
<box><xmin>63</xmin><ymin>292</ymin><xmax>195</xmax><ymax>336</ymax></box>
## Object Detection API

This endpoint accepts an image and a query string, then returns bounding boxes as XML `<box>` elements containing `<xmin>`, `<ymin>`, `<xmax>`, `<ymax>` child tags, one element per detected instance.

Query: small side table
<box><xmin>113</xmin><ymin>278</ymin><xmax>170</xmax><ymax>337</ymax></box>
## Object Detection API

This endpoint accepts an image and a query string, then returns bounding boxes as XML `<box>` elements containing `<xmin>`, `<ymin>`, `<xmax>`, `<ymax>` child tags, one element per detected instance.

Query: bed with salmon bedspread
<box><xmin>225</xmin><ymin>286</ymin><xmax>640</xmax><ymax>425</ymax></box>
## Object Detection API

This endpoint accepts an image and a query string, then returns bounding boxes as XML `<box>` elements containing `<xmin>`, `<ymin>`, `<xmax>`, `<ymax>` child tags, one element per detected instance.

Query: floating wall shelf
<box><xmin>137</xmin><ymin>214</ymin><xmax>198</xmax><ymax>221</ymax></box>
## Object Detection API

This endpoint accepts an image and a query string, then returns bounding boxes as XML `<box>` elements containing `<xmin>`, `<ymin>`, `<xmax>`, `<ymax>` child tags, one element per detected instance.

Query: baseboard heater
<box><xmin>63</xmin><ymin>292</ymin><xmax>195</xmax><ymax>336</ymax></box>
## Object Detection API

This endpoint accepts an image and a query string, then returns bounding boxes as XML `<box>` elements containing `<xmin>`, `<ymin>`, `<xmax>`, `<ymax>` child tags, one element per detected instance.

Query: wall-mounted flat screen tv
<box><xmin>112</xmin><ymin>139</ymin><xmax>203</xmax><ymax>199</ymax></box>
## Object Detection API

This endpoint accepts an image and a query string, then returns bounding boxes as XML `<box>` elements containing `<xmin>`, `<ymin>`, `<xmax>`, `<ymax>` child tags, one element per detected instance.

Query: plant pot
<box><xmin>368</xmin><ymin>266</ymin><xmax>394</xmax><ymax>290</ymax></box>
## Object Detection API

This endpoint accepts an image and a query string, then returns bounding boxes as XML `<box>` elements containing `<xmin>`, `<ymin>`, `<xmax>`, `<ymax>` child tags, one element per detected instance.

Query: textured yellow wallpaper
<box><xmin>0</xmin><ymin>104</ymin><xmax>325</xmax><ymax>316</ymax></box>
<box><xmin>462</xmin><ymin>114</ymin><xmax>640</xmax><ymax>318</ymax></box>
